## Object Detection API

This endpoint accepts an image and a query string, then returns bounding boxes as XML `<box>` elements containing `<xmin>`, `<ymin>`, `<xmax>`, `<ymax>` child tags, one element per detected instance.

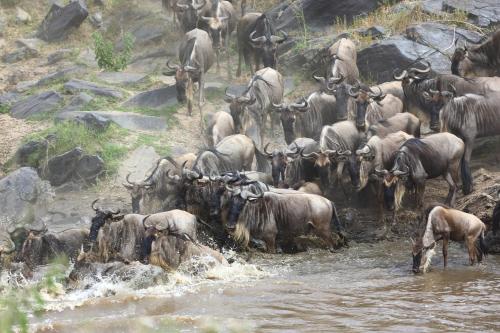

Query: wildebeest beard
<box><xmin>355</xmin><ymin>100</ymin><xmax>369</xmax><ymax>129</ymax></box>
<box><xmin>89</xmin><ymin>212</ymin><xmax>108</xmax><ymax>243</ymax></box>
<box><xmin>412</xmin><ymin>250</ymin><xmax>422</xmax><ymax>273</ymax></box>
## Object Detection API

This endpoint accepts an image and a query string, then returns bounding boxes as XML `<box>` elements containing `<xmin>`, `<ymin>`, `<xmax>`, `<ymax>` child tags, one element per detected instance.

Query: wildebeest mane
<box><xmin>397</xmin><ymin>138</ymin><xmax>438</xmax><ymax>171</ymax></box>
<box><xmin>404</xmin><ymin>77</ymin><xmax>436</xmax><ymax>110</ymax></box>
<box><xmin>467</xmin><ymin>30</ymin><xmax>500</xmax><ymax>68</ymax></box>
<box><xmin>442</xmin><ymin>94</ymin><xmax>499</xmax><ymax>135</ymax></box>
<box><xmin>193</xmin><ymin>148</ymin><xmax>232</xmax><ymax>175</ymax></box>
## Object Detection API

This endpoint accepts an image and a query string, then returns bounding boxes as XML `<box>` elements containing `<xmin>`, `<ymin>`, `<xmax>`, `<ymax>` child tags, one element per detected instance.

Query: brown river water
<box><xmin>26</xmin><ymin>240</ymin><xmax>500</xmax><ymax>333</ymax></box>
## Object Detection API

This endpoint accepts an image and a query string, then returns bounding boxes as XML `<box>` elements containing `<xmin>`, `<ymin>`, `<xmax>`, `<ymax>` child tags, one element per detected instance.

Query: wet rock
<box><xmin>485</xmin><ymin>233</ymin><xmax>500</xmax><ymax>254</ymax></box>
<box><xmin>123</xmin><ymin>85</ymin><xmax>177</xmax><ymax>109</ymax></box>
<box><xmin>16</xmin><ymin>140</ymin><xmax>49</xmax><ymax>168</ymax></box>
<box><xmin>64</xmin><ymin>79</ymin><xmax>124</xmax><ymax>99</ymax></box>
<box><xmin>10</xmin><ymin>91</ymin><xmax>63</xmax><ymax>119</ymax></box>
<box><xmin>15</xmin><ymin>7</ymin><xmax>31</xmax><ymax>24</ymax></box>
<box><xmin>75</xmin><ymin>155</ymin><xmax>105</xmax><ymax>183</ymax></box>
<box><xmin>57</xmin><ymin>111</ymin><xmax>167</xmax><ymax>131</ymax></box>
<box><xmin>97</xmin><ymin>72</ymin><xmax>148</xmax><ymax>86</ymax></box>
<box><xmin>357</xmin><ymin>36</ymin><xmax>450</xmax><ymax>84</ymax></box>
<box><xmin>356</xmin><ymin>26</ymin><xmax>386</xmax><ymax>39</ymax></box>
<box><xmin>2</xmin><ymin>47</ymin><xmax>38</xmax><ymax>63</ymax></box>
<box><xmin>0</xmin><ymin>167</ymin><xmax>54</xmax><ymax>236</ymax></box>
<box><xmin>37</xmin><ymin>1</ymin><xmax>89</xmax><ymax>42</ymax></box>
<box><xmin>443</xmin><ymin>0</ymin><xmax>500</xmax><ymax>27</ymax></box>
<box><xmin>61</xmin><ymin>92</ymin><xmax>94</xmax><ymax>112</ymax></box>
<box><xmin>74</xmin><ymin>112</ymin><xmax>111</xmax><ymax>132</ymax></box>
<box><xmin>37</xmin><ymin>66</ymin><xmax>85</xmax><ymax>87</ymax></box>
<box><xmin>46</xmin><ymin>48</ymin><xmax>73</xmax><ymax>65</ymax></box>
<box><xmin>266</xmin><ymin>0</ymin><xmax>398</xmax><ymax>30</ymax></box>
<box><xmin>44</xmin><ymin>147</ymin><xmax>84</xmax><ymax>186</ymax></box>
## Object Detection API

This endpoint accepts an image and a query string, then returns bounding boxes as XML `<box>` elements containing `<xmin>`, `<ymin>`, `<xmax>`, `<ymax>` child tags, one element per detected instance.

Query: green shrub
<box><xmin>92</xmin><ymin>32</ymin><xmax>134</xmax><ymax>72</ymax></box>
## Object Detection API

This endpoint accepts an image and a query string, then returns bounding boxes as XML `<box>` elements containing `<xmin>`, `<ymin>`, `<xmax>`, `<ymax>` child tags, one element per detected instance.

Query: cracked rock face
<box><xmin>443</xmin><ymin>0</ymin><xmax>500</xmax><ymax>27</ymax></box>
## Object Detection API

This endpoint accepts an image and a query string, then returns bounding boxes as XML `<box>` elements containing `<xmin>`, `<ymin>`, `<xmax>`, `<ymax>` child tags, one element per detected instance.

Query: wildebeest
<box><xmin>393</xmin><ymin>62</ymin><xmax>500</xmax><ymax>130</ymax></box>
<box><xmin>378</xmin><ymin>133</ymin><xmax>465</xmax><ymax>209</ymax></box>
<box><xmin>20</xmin><ymin>228</ymin><xmax>89</xmax><ymax>269</ymax></box>
<box><xmin>206</xmin><ymin>111</ymin><xmax>235</xmax><ymax>147</ymax></box>
<box><xmin>192</xmin><ymin>134</ymin><xmax>269</xmax><ymax>176</ymax></box>
<box><xmin>282</xmin><ymin>138</ymin><xmax>319</xmax><ymax>186</ymax></box>
<box><xmin>263</xmin><ymin>142</ymin><xmax>300</xmax><ymax>187</ymax></box>
<box><xmin>300</xmin><ymin>121</ymin><xmax>365</xmax><ymax>191</ymax></box>
<box><xmin>236</xmin><ymin>13</ymin><xmax>287</xmax><ymax>76</ymax></box>
<box><xmin>451</xmin><ymin>29</ymin><xmax>500</xmax><ymax>78</ymax></box>
<box><xmin>224</xmin><ymin>187</ymin><xmax>345</xmax><ymax>252</ymax></box>
<box><xmin>294</xmin><ymin>181</ymin><xmax>323</xmax><ymax>195</ymax></box>
<box><xmin>374</xmin><ymin>81</ymin><xmax>405</xmax><ymax>103</ymax></box>
<box><xmin>176</xmin><ymin>0</ymin><xmax>203</xmax><ymax>32</ymax></box>
<box><xmin>327</xmin><ymin>38</ymin><xmax>359</xmax><ymax>84</ymax></box>
<box><xmin>356</xmin><ymin>131</ymin><xmax>413</xmax><ymax>225</ymax></box>
<box><xmin>366</xmin><ymin>112</ymin><xmax>421</xmax><ymax>140</ymax></box>
<box><xmin>199</xmin><ymin>0</ymin><xmax>237</xmax><ymax>75</ymax></box>
<box><xmin>349</xmin><ymin>86</ymin><xmax>403</xmax><ymax>131</ymax></box>
<box><xmin>166</xmin><ymin>28</ymin><xmax>215</xmax><ymax>116</ymax></box>
<box><xmin>273</xmin><ymin>84</ymin><xmax>339</xmax><ymax>144</ymax></box>
<box><xmin>224</xmin><ymin>67</ymin><xmax>284</xmax><ymax>148</ymax></box>
<box><xmin>147</xmin><ymin>231</ymin><xmax>227</xmax><ymax>271</ymax></box>
<box><xmin>142</xmin><ymin>210</ymin><xmax>200</xmax><ymax>243</ymax></box>
<box><xmin>424</xmin><ymin>90</ymin><xmax>500</xmax><ymax>194</ymax></box>
<box><xmin>412</xmin><ymin>204</ymin><xmax>487</xmax><ymax>274</ymax></box>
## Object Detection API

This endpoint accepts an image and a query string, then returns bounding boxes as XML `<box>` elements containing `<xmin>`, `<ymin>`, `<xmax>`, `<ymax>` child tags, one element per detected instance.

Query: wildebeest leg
<box><xmin>263</xmin><ymin>234</ymin><xmax>276</xmax><ymax>253</ymax></box>
<box><xmin>237</xmin><ymin>44</ymin><xmax>244</xmax><ymax>77</ymax></box>
<box><xmin>376</xmin><ymin>183</ymin><xmax>386</xmax><ymax>227</ymax></box>
<box><xmin>216</xmin><ymin>49</ymin><xmax>221</xmax><ymax>74</ymax></box>
<box><xmin>466</xmin><ymin>236</ymin><xmax>476</xmax><ymax>265</ymax></box>
<box><xmin>444</xmin><ymin>171</ymin><xmax>458</xmax><ymax>207</ymax></box>
<box><xmin>442</xmin><ymin>236</ymin><xmax>449</xmax><ymax>268</ymax></box>
<box><xmin>462</xmin><ymin>140</ymin><xmax>474</xmax><ymax>194</ymax></box>
<box><xmin>187</xmin><ymin>77</ymin><xmax>193</xmax><ymax>116</ymax></box>
<box><xmin>415</xmin><ymin>181</ymin><xmax>425</xmax><ymax>208</ymax></box>
<box><xmin>253</xmin><ymin>53</ymin><xmax>259</xmax><ymax>74</ymax></box>
<box><xmin>225</xmin><ymin>30</ymin><xmax>232</xmax><ymax>79</ymax></box>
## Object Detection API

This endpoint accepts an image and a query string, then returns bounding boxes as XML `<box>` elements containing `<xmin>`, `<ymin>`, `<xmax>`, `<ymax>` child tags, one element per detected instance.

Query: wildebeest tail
<box><xmin>476</xmin><ymin>227</ymin><xmax>488</xmax><ymax>263</ymax></box>
<box><xmin>196</xmin><ymin>217</ymin><xmax>214</xmax><ymax>230</ymax></box>
<box><xmin>254</xmin><ymin>143</ymin><xmax>271</xmax><ymax>173</ymax></box>
<box><xmin>329</xmin><ymin>201</ymin><xmax>347</xmax><ymax>242</ymax></box>
<box><xmin>460</xmin><ymin>154</ymin><xmax>473</xmax><ymax>195</ymax></box>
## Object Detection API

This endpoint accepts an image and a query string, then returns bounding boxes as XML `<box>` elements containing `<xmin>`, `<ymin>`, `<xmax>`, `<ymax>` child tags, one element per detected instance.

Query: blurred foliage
<box><xmin>93</xmin><ymin>32</ymin><xmax>134</xmax><ymax>72</ymax></box>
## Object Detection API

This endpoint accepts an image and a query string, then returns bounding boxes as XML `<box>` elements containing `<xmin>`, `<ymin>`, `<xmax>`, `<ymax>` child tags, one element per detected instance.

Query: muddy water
<box><xmin>30</xmin><ymin>240</ymin><xmax>500</xmax><ymax>333</ymax></box>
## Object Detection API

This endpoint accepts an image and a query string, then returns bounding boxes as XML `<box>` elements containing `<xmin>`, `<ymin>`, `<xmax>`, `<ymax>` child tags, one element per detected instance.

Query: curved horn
<box><xmin>200</xmin><ymin>16</ymin><xmax>211</xmax><ymax>22</ymax></box>
<box><xmin>111</xmin><ymin>208</ymin><xmax>120</xmax><ymax>215</ymax></box>
<box><xmin>166</xmin><ymin>59</ymin><xmax>180</xmax><ymax>70</ymax></box>
<box><xmin>184</xmin><ymin>65</ymin><xmax>197</xmax><ymax>72</ymax></box>
<box><xmin>429</xmin><ymin>89</ymin><xmax>439</xmax><ymax>95</ymax></box>
<box><xmin>263</xmin><ymin>143</ymin><xmax>273</xmax><ymax>157</ymax></box>
<box><xmin>393</xmin><ymin>169</ymin><xmax>408</xmax><ymax>176</ymax></box>
<box><xmin>300</xmin><ymin>149</ymin><xmax>320</xmax><ymax>159</ymax></box>
<box><xmin>272</xmin><ymin>102</ymin><xmax>285</xmax><ymax>110</ymax></box>
<box><xmin>91</xmin><ymin>199</ymin><xmax>99</xmax><ymax>212</ymax></box>
<box><xmin>290</xmin><ymin>97</ymin><xmax>308</xmax><ymax>111</ymax></box>
<box><xmin>312</xmin><ymin>71</ymin><xmax>326</xmax><ymax>84</ymax></box>
<box><xmin>126</xmin><ymin>173</ymin><xmax>137</xmax><ymax>185</ymax></box>
<box><xmin>328</xmin><ymin>74</ymin><xmax>344</xmax><ymax>85</ymax></box>
<box><xmin>166</xmin><ymin>169</ymin><xmax>177</xmax><ymax>180</ymax></box>
<box><xmin>176</xmin><ymin>3</ymin><xmax>189</xmax><ymax>9</ymax></box>
<box><xmin>192</xmin><ymin>0</ymin><xmax>207</xmax><ymax>10</ymax></box>
<box><xmin>411</xmin><ymin>61</ymin><xmax>431</xmax><ymax>74</ymax></box>
<box><xmin>356</xmin><ymin>145</ymin><xmax>371</xmax><ymax>156</ymax></box>
<box><xmin>393</xmin><ymin>69</ymin><xmax>408</xmax><ymax>81</ymax></box>
<box><xmin>348</xmin><ymin>86</ymin><xmax>360</xmax><ymax>98</ymax></box>
<box><xmin>182</xmin><ymin>160</ymin><xmax>188</xmax><ymax>169</ymax></box>
<box><xmin>370</xmin><ymin>86</ymin><xmax>385</xmax><ymax>100</ymax></box>
<box><xmin>339</xmin><ymin>150</ymin><xmax>352</xmax><ymax>156</ymax></box>
<box><xmin>269</xmin><ymin>30</ymin><xmax>288</xmax><ymax>43</ymax></box>
<box><xmin>249</xmin><ymin>31</ymin><xmax>266</xmax><ymax>44</ymax></box>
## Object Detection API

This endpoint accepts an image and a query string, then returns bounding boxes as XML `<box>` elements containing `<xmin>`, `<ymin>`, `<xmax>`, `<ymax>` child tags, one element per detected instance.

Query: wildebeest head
<box><xmin>263</xmin><ymin>143</ymin><xmax>299</xmax><ymax>187</ymax></box>
<box><xmin>19</xmin><ymin>230</ymin><xmax>46</xmax><ymax>268</ymax></box>
<box><xmin>300</xmin><ymin>148</ymin><xmax>341</xmax><ymax>169</ymax></box>
<box><xmin>224</xmin><ymin>185</ymin><xmax>264</xmax><ymax>232</ymax></box>
<box><xmin>411</xmin><ymin>237</ymin><xmax>435</xmax><ymax>274</ymax></box>
<box><xmin>89</xmin><ymin>199</ymin><xmax>122</xmax><ymax>244</ymax></box>
<box><xmin>423</xmin><ymin>86</ymin><xmax>456</xmax><ymax>132</ymax></box>
<box><xmin>201</xmin><ymin>15</ymin><xmax>229</xmax><ymax>49</ymax></box>
<box><xmin>248</xmin><ymin>15</ymin><xmax>287</xmax><ymax>68</ymax></box>
<box><xmin>325</xmin><ymin>74</ymin><xmax>351</xmax><ymax>121</ymax></box>
<box><xmin>273</xmin><ymin>98</ymin><xmax>309</xmax><ymax>145</ymax></box>
<box><xmin>451</xmin><ymin>46</ymin><xmax>467</xmax><ymax>76</ymax></box>
<box><xmin>350</xmin><ymin>85</ymin><xmax>386</xmax><ymax>130</ymax></box>
<box><xmin>165</xmin><ymin>59</ymin><xmax>199</xmax><ymax>104</ymax></box>
<box><xmin>356</xmin><ymin>144</ymin><xmax>376</xmax><ymax>190</ymax></box>
<box><xmin>393</xmin><ymin>61</ymin><xmax>432</xmax><ymax>86</ymax></box>
<box><xmin>224</xmin><ymin>88</ymin><xmax>256</xmax><ymax>132</ymax></box>
<box><xmin>123</xmin><ymin>173</ymin><xmax>154</xmax><ymax>214</ymax></box>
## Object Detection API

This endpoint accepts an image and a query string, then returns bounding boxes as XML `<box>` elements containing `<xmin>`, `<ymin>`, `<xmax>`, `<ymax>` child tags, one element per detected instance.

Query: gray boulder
<box><xmin>405</xmin><ymin>22</ymin><xmax>483</xmax><ymax>51</ymax></box>
<box><xmin>10</xmin><ymin>91</ymin><xmax>63</xmax><ymax>119</ymax></box>
<box><xmin>37</xmin><ymin>1</ymin><xmax>89</xmax><ymax>42</ymax></box>
<box><xmin>443</xmin><ymin>0</ymin><xmax>500</xmax><ymax>27</ymax></box>
<box><xmin>2</xmin><ymin>47</ymin><xmax>39</xmax><ymax>63</ymax></box>
<box><xmin>16</xmin><ymin>140</ymin><xmax>48</xmax><ymax>168</ymax></box>
<box><xmin>61</xmin><ymin>92</ymin><xmax>94</xmax><ymax>112</ymax></box>
<box><xmin>357</xmin><ymin>36</ymin><xmax>450</xmax><ymax>84</ymax></box>
<box><xmin>46</xmin><ymin>49</ymin><xmax>73</xmax><ymax>65</ymax></box>
<box><xmin>75</xmin><ymin>155</ymin><xmax>105</xmax><ymax>183</ymax></box>
<box><xmin>74</xmin><ymin>112</ymin><xmax>111</xmax><ymax>132</ymax></box>
<box><xmin>97</xmin><ymin>72</ymin><xmax>148</xmax><ymax>86</ymax></box>
<box><xmin>0</xmin><ymin>167</ymin><xmax>53</xmax><ymax>236</ymax></box>
<box><xmin>44</xmin><ymin>147</ymin><xmax>84</xmax><ymax>186</ymax></box>
<box><xmin>64</xmin><ymin>79</ymin><xmax>124</xmax><ymax>99</ymax></box>
<box><xmin>123</xmin><ymin>86</ymin><xmax>177</xmax><ymax>109</ymax></box>
<box><xmin>356</xmin><ymin>26</ymin><xmax>386</xmax><ymax>39</ymax></box>
<box><xmin>0</xmin><ymin>92</ymin><xmax>21</xmax><ymax>107</ymax></box>
<box><xmin>37</xmin><ymin>66</ymin><xmax>85</xmax><ymax>87</ymax></box>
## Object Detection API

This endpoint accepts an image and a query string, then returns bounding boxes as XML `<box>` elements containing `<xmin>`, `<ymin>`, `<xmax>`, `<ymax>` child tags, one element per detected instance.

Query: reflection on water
<box><xmin>30</xmin><ymin>241</ymin><xmax>500</xmax><ymax>332</ymax></box>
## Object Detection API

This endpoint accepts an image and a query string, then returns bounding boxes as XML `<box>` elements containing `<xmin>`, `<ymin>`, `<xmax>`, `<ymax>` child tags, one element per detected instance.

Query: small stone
<box><xmin>2</xmin><ymin>47</ymin><xmax>38</xmax><ymax>63</ymax></box>
<box><xmin>16</xmin><ymin>7</ymin><xmax>32</xmax><ymax>24</ymax></box>
<box><xmin>46</xmin><ymin>49</ymin><xmax>73</xmax><ymax>65</ymax></box>
<box><xmin>74</xmin><ymin>112</ymin><xmax>111</xmax><ymax>132</ymax></box>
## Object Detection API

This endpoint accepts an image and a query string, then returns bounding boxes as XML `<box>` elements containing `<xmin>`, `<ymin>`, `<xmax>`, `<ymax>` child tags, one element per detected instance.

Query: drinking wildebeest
<box><xmin>378</xmin><ymin>133</ymin><xmax>465</xmax><ymax>209</ymax></box>
<box><xmin>236</xmin><ymin>13</ymin><xmax>287</xmax><ymax>76</ymax></box>
<box><xmin>199</xmin><ymin>0</ymin><xmax>237</xmax><ymax>75</ymax></box>
<box><xmin>165</xmin><ymin>28</ymin><xmax>215</xmax><ymax>116</ymax></box>
<box><xmin>263</xmin><ymin>142</ymin><xmax>300</xmax><ymax>187</ymax></box>
<box><xmin>412</xmin><ymin>204</ymin><xmax>487</xmax><ymax>274</ymax></box>
<box><xmin>224</xmin><ymin>67</ymin><xmax>284</xmax><ymax>148</ymax></box>
<box><xmin>349</xmin><ymin>86</ymin><xmax>403</xmax><ymax>131</ymax></box>
<box><xmin>224</xmin><ymin>187</ymin><xmax>345</xmax><ymax>253</ymax></box>
<box><xmin>356</xmin><ymin>131</ymin><xmax>413</xmax><ymax>226</ymax></box>
<box><xmin>451</xmin><ymin>28</ymin><xmax>500</xmax><ymax>78</ymax></box>
<box><xmin>206</xmin><ymin>111</ymin><xmax>235</xmax><ymax>147</ymax></box>
<box><xmin>366</xmin><ymin>113</ymin><xmax>421</xmax><ymax>140</ymax></box>
<box><xmin>424</xmin><ymin>89</ymin><xmax>500</xmax><ymax>194</ymax></box>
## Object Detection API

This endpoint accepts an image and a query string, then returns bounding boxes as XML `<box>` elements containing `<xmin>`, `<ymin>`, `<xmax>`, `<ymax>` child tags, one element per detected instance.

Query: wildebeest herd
<box><xmin>6</xmin><ymin>1</ymin><xmax>500</xmax><ymax>279</ymax></box>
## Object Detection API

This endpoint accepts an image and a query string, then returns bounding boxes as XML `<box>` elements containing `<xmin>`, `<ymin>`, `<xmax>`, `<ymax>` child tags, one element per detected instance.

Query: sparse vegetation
<box><xmin>92</xmin><ymin>31</ymin><xmax>134</xmax><ymax>71</ymax></box>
